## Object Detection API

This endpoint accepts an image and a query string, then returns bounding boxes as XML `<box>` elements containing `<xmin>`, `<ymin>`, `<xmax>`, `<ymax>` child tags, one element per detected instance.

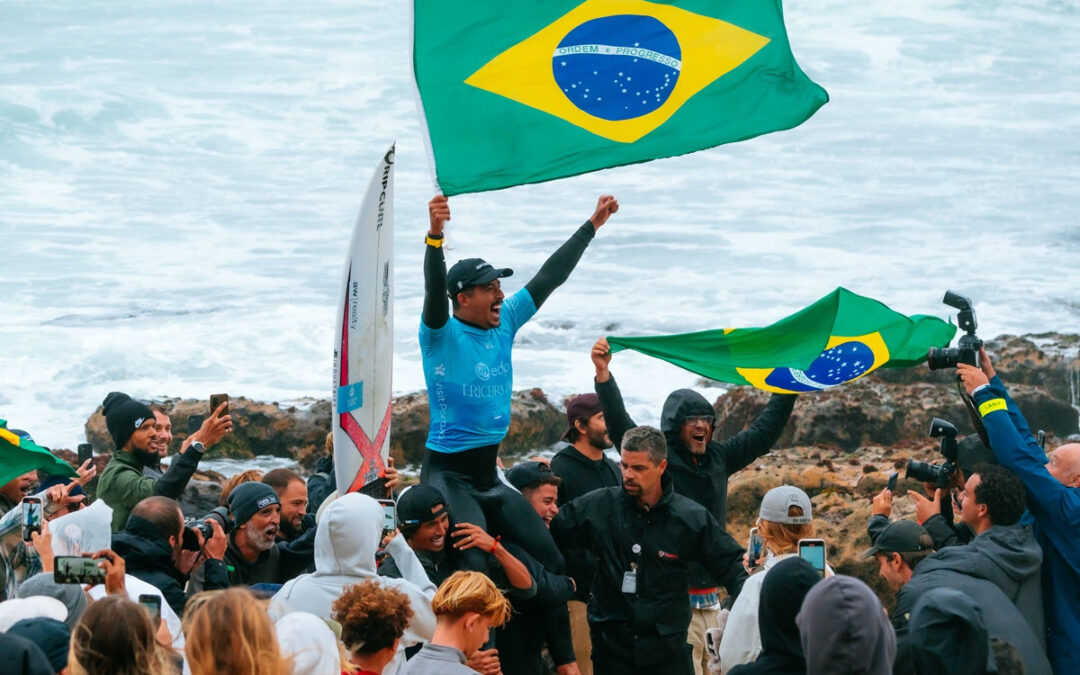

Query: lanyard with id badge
<box><xmin>622</xmin><ymin>543</ymin><xmax>642</xmax><ymax>594</ymax></box>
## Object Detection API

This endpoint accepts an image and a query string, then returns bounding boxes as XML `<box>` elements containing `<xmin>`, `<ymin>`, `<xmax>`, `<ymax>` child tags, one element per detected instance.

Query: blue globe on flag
<box><xmin>552</xmin><ymin>14</ymin><xmax>682</xmax><ymax>121</ymax></box>
<box><xmin>763</xmin><ymin>341</ymin><xmax>876</xmax><ymax>392</ymax></box>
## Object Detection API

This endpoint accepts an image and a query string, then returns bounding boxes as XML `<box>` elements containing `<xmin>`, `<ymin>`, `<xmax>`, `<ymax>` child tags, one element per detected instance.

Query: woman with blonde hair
<box><xmin>717</xmin><ymin>485</ymin><xmax>829</xmax><ymax>673</ymax></box>
<box><xmin>184</xmin><ymin>587</ymin><xmax>291</xmax><ymax>675</ymax></box>
<box><xmin>401</xmin><ymin>571</ymin><xmax>511</xmax><ymax>674</ymax></box>
<box><xmin>219</xmin><ymin>469</ymin><xmax>264</xmax><ymax>506</ymax></box>
<box><xmin>67</xmin><ymin>595</ymin><xmax>174</xmax><ymax>675</ymax></box>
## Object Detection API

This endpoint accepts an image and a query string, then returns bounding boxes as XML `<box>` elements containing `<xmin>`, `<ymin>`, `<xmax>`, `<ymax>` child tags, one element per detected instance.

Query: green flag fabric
<box><xmin>0</xmin><ymin>419</ymin><xmax>78</xmax><ymax>487</ymax></box>
<box><xmin>413</xmin><ymin>0</ymin><xmax>828</xmax><ymax>195</ymax></box>
<box><xmin>607</xmin><ymin>288</ymin><xmax>957</xmax><ymax>394</ymax></box>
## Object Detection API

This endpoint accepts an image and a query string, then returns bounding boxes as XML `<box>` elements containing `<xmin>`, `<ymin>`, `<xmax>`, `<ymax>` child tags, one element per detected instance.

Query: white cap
<box><xmin>758</xmin><ymin>486</ymin><xmax>812</xmax><ymax>524</ymax></box>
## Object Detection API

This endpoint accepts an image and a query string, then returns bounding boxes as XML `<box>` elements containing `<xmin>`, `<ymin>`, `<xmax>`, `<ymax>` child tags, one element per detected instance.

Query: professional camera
<box><xmin>927</xmin><ymin>290</ymin><xmax>982</xmax><ymax>370</ymax></box>
<box><xmin>906</xmin><ymin>418</ymin><xmax>960</xmax><ymax>488</ymax></box>
<box><xmin>182</xmin><ymin>506</ymin><xmax>232</xmax><ymax>550</ymax></box>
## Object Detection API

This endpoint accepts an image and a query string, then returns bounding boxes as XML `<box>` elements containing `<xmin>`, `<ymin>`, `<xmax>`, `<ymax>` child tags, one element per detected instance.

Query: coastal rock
<box><xmin>83</xmin><ymin>389</ymin><xmax>567</xmax><ymax>469</ymax></box>
<box><xmin>874</xmin><ymin>332</ymin><xmax>1080</xmax><ymax>407</ymax></box>
<box><xmin>714</xmin><ymin>378</ymin><xmax>1078</xmax><ymax>451</ymax></box>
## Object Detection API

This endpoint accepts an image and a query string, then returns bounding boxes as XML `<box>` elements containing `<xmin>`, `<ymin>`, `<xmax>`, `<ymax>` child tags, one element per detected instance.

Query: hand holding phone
<box><xmin>377</xmin><ymin>499</ymin><xmax>397</xmax><ymax>541</ymax></box>
<box><xmin>21</xmin><ymin>497</ymin><xmax>42</xmax><ymax>542</ymax></box>
<box><xmin>77</xmin><ymin>443</ymin><xmax>93</xmax><ymax>465</ymax></box>
<box><xmin>54</xmin><ymin>556</ymin><xmax>106</xmax><ymax>585</ymax></box>
<box><xmin>210</xmin><ymin>393</ymin><xmax>229</xmax><ymax>417</ymax></box>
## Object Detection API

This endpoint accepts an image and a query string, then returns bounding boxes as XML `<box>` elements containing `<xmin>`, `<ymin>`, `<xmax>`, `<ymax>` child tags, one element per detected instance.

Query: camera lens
<box><xmin>926</xmin><ymin>347</ymin><xmax>960</xmax><ymax>371</ymax></box>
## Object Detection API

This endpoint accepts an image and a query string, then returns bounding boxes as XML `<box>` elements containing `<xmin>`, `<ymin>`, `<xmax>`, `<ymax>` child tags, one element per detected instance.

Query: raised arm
<box><xmin>715</xmin><ymin>394</ymin><xmax>796</xmax><ymax>474</ymax></box>
<box><xmin>592</xmin><ymin>337</ymin><xmax>636</xmax><ymax>450</ymax></box>
<box><xmin>423</xmin><ymin>195</ymin><xmax>450</xmax><ymax>329</ymax></box>
<box><xmin>524</xmin><ymin>196</ymin><xmax>617</xmax><ymax>308</ymax></box>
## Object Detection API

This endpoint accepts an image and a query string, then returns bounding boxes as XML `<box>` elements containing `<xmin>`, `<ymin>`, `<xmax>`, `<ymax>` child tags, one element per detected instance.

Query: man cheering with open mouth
<box><xmin>419</xmin><ymin>193</ymin><xmax>617</xmax><ymax>574</ymax></box>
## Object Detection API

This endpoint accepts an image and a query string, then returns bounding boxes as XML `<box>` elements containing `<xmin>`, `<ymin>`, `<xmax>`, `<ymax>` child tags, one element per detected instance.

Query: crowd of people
<box><xmin>0</xmin><ymin>194</ymin><xmax>1077</xmax><ymax>675</ymax></box>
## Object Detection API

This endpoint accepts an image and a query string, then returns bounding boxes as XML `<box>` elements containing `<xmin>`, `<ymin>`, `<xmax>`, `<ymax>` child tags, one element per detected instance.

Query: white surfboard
<box><xmin>332</xmin><ymin>144</ymin><xmax>394</xmax><ymax>496</ymax></box>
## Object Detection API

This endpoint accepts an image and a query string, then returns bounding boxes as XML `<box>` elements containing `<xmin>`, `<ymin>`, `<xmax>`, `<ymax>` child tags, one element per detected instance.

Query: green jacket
<box><xmin>98</xmin><ymin>448</ymin><xmax>203</xmax><ymax>531</ymax></box>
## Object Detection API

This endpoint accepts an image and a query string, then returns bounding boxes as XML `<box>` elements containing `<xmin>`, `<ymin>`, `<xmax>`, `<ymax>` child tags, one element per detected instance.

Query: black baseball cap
<box><xmin>397</xmin><ymin>485</ymin><xmax>447</xmax><ymax>528</ymax></box>
<box><xmin>861</xmin><ymin>519</ymin><xmax>932</xmax><ymax>558</ymax></box>
<box><xmin>506</xmin><ymin>460</ymin><xmax>556</xmax><ymax>492</ymax></box>
<box><xmin>447</xmin><ymin>258</ymin><xmax>513</xmax><ymax>298</ymax></box>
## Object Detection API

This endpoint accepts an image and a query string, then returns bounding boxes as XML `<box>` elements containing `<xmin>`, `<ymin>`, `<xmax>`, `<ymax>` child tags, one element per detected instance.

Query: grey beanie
<box><xmin>17</xmin><ymin>572</ymin><xmax>87</xmax><ymax>630</ymax></box>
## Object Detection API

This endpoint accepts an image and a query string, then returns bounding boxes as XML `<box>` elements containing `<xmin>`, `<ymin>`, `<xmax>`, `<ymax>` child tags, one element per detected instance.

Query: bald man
<box><xmin>958</xmin><ymin>349</ymin><xmax>1080</xmax><ymax>675</ymax></box>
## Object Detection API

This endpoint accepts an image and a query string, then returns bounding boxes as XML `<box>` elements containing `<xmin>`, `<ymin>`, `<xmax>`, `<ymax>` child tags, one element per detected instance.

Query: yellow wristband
<box><xmin>425</xmin><ymin>234</ymin><xmax>444</xmax><ymax>248</ymax></box>
<box><xmin>978</xmin><ymin>398</ymin><xmax>1007</xmax><ymax>417</ymax></box>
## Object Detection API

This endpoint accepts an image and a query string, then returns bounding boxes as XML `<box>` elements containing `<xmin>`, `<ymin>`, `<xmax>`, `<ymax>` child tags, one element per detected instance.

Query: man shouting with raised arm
<box><xmin>420</xmin><ymin>194</ymin><xmax>617</xmax><ymax>574</ymax></box>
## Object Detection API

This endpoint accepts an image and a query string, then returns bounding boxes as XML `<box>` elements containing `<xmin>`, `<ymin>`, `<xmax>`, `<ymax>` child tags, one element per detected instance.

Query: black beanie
<box><xmin>102</xmin><ymin>392</ymin><xmax>155</xmax><ymax>450</ymax></box>
<box><xmin>228</xmin><ymin>482</ymin><xmax>280</xmax><ymax>526</ymax></box>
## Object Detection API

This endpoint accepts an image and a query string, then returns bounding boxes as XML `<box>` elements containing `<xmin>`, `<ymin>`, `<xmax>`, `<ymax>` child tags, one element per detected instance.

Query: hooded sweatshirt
<box><xmin>904</xmin><ymin>524</ymin><xmax>1044</xmax><ymax>645</ymax></box>
<box><xmin>728</xmin><ymin>557</ymin><xmax>820</xmax><ymax>675</ymax></box>
<box><xmin>796</xmin><ymin>576</ymin><xmax>896</xmax><ymax>675</ymax></box>
<box><xmin>597</xmin><ymin>378</ymin><xmax>795</xmax><ymax>589</ymax></box>
<box><xmin>269</xmin><ymin>493</ymin><xmax>437</xmax><ymax>675</ymax></box>
<box><xmin>719</xmin><ymin>553</ymin><xmax>835</xmax><ymax>673</ymax></box>
<box><xmin>907</xmin><ymin>588</ymin><xmax>991</xmax><ymax>675</ymax></box>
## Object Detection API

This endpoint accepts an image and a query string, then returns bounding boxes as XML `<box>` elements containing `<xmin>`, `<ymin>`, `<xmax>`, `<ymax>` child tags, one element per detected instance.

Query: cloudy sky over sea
<box><xmin>2</xmin><ymin>0</ymin><xmax>1078</xmax><ymax>451</ymax></box>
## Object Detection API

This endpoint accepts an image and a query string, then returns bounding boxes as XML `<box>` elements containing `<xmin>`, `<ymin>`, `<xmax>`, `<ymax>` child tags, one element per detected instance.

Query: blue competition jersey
<box><xmin>419</xmin><ymin>288</ymin><xmax>537</xmax><ymax>453</ymax></box>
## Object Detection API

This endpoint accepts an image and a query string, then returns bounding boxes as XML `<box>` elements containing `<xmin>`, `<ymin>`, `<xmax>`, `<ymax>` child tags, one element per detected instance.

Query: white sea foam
<box><xmin>2</xmin><ymin>0</ymin><xmax>1078</xmax><ymax>450</ymax></box>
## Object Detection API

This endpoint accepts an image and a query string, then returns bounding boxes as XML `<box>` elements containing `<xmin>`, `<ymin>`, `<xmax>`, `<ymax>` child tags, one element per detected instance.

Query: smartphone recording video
<box><xmin>21</xmin><ymin>497</ymin><xmax>42</xmax><ymax>542</ymax></box>
<box><xmin>53</xmin><ymin>556</ymin><xmax>106</xmax><ymax>585</ymax></box>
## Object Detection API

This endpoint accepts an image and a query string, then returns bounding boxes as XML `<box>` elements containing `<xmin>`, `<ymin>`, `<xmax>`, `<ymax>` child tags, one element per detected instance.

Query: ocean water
<box><xmin>2</xmin><ymin>0</ymin><xmax>1078</xmax><ymax>451</ymax></box>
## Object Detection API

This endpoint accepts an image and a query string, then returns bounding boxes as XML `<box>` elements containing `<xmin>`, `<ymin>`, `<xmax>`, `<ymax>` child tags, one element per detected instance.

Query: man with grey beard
<box><xmin>189</xmin><ymin>482</ymin><xmax>313</xmax><ymax>590</ymax></box>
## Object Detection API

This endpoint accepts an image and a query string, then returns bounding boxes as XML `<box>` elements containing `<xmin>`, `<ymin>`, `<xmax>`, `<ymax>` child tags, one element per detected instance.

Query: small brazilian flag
<box><xmin>412</xmin><ymin>0</ymin><xmax>828</xmax><ymax>195</ymax></box>
<box><xmin>0</xmin><ymin>419</ymin><xmax>78</xmax><ymax>487</ymax></box>
<box><xmin>608</xmin><ymin>289</ymin><xmax>957</xmax><ymax>394</ymax></box>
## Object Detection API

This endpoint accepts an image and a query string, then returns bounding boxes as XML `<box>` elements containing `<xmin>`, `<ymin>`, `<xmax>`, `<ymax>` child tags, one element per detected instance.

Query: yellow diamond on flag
<box><xmin>465</xmin><ymin>0</ymin><xmax>770</xmax><ymax>143</ymax></box>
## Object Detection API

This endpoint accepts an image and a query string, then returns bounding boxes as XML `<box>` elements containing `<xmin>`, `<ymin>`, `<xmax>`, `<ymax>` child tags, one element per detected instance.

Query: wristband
<box><xmin>425</xmin><ymin>233</ymin><xmax>444</xmax><ymax>248</ymax></box>
<box><xmin>978</xmin><ymin>397</ymin><xmax>1007</xmax><ymax>417</ymax></box>
<box><xmin>488</xmin><ymin>535</ymin><xmax>501</xmax><ymax>554</ymax></box>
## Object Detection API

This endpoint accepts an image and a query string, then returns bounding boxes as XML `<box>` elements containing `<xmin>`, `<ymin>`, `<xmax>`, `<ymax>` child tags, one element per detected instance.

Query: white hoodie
<box><xmin>269</xmin><ymin>493</ymin><xmax>437</xmax><ymax>675</ymax></box>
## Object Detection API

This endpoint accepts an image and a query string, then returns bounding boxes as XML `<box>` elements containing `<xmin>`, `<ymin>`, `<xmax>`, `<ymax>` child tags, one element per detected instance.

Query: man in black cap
<box><xmin>97</xmin><ymin>392</ymin><xmax>232</xmax><ymax>531</ymax></box>
<box><xmin>190</xmin><ymin>481</ymin><xmax>312</xmax><ymax>590</ymax></box>
<box><xmin>862</xmin><ymin>519</ymin><xmax>935</xmax><ymax>593</ymax></box>
<box><xmin>419</xmin><ymin>194</ymin><xmax>618</xmax><ymax>575</ymax></box>
<box><xmin>379</xmin><ymin>485</ymin><xmax>453</xmax><ymax>587</ymax></box>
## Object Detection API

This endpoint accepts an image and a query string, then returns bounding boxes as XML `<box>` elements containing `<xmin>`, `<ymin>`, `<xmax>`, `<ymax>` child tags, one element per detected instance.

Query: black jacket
<box><xmin>598</xmin><ymin>376</ymin><xmax>795</xmax><ymax>587</ymax></box>
<box><xmin>550</xmin><ymin>472</ymin><xmax>746</xmax><ymax>640</ymax></box>
<box><xmin>112</xmin><ymin>516</ymin><xmax>229</xmax><ymax>615</ymax></box>
<box><xmin>379</xmin><ymin>547</ymin><xmax>453</xmax><ymax>587</ymax></box>
<box><xmin>495</xmin><ymin>540</ymin><xmax>578</xmax><ymax>675</ymax></box>
<box><xmin>550</xmin><ymin>443</ymin><xmax>621</xmax><ymax>599</ymax></box>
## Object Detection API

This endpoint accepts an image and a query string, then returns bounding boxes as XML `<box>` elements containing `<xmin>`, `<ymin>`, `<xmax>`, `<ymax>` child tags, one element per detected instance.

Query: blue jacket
<box><xmin>975</xmin><ymin>376</ymin><xmax>1080</xmax><ymax>674</ymax></box>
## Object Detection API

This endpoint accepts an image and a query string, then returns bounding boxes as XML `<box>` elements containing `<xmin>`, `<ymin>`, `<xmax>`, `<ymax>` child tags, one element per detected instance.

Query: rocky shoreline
<box><xmin>54</xmin><ymin>333</ymin><xmax>1078</xmax><ymax>599</ymax></box>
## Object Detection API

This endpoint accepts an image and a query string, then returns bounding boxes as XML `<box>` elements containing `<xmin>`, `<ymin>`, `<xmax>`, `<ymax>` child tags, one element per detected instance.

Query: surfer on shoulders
<box><xmin>419</xmin><ymin>193</ymin><xmax>618</xmax><ymax>572</ymax></box>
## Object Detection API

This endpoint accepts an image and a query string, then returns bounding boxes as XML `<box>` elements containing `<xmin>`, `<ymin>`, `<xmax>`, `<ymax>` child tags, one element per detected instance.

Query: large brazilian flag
<box><xmin>413</xmin><ymin>0</ymin><xmax>829</xmax><ymax>195</ymax></box>
<box><xmin>608</xmin><ymin>289</ymin><xmax>957</xmax><ymax>394</ymax></box>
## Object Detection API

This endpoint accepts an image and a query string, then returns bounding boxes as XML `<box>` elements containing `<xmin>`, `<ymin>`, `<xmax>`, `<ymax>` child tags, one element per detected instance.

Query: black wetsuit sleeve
<box><xmin>867</xmin><ymin>514</ymin><xmax>890</xmax><ymax>544</ymax></box>
<box><xmin>423</xmin><ymin>238</ymin><xmax>449</xmax><ymax>329</ymax></box>
<box><xmin>523</xmin><ymin>222</ymin><xmax>596</xmax><ymax>309</ymax></box>
<box><xmin>543</xmin><ymin>603</ymin><xmax>578</xmax><ymax>667</ymax></box>
<box><xmin>716</xmin><ymin>394</ymin><xmax>796</xmax><ymax>474</ymax></box>
<box><xmin>152</xmin><ymin>447</ymin><xmax>201</xmax><ymax>498</ymax></box>
<box><xmin>595</xmin><ymin>375</ymin><xmax>637</xmax><ymax>451</ymax></box>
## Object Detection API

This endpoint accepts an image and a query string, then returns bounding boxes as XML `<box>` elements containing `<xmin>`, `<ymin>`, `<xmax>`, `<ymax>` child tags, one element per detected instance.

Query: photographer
<box><xmin>958</xmin><ymin>349</ymin><xmax>1080</xmax><ymax>675</ymax></box>
<box><xmin>890</xmin><ymin>462</ymin><xmax>1050</xmax><ymax>675</ymax></box>
<box><xmin>190</xmin><ymin>482</ymin><xmax>313</xmax><ymax>590</ymax></box>
<box><xmin>111</xmin><ymin>496</ymin><xmax>228</xmax><ymax>615</ymax></box>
